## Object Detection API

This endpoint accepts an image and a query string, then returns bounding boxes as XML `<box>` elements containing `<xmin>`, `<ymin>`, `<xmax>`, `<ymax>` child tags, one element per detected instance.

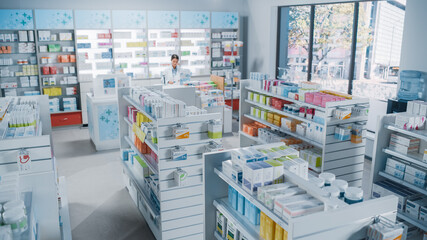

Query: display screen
<box><xmin>103</xmin><ymin>78</ymin><xmax>115</xmax><ymax>88</ymax></box>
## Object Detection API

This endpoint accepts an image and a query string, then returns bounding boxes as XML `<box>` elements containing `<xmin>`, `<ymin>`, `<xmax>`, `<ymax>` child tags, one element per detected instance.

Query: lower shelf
<box><xmin>213</xmin><ymin>198</ymin><xmax>260</xmax><ymax>240</ymax></box>
<box><xmin>214</xmin><ymin>231</ymin><xmax>225</xmax><ymax>240</ymax></box>
<box><xmin>379</xmin><ymin>171</ymin><xmax>427</xmax><ymax>195</ymax></box>
<box><xmin>397</xmin><ymin>212</ymin><xmax>427</xmax><ymax>232</ymax></box>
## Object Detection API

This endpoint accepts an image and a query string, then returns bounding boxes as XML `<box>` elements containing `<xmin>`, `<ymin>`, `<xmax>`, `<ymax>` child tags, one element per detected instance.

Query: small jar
<box><xmin>319</xmin><ymin>172</ymin><xmax>335</xmax><ymax>186</ymax></box>
<box><xmin>344</xmin><ymin>187</ymin><xmax>363</xmax><ymax>204</ymax></box>
<box><xmin>2</xmin><ymin>208</ymin><xmax>28</xmax><ymax>233</ymax></box>
<box><xmin>3</xmin><ymin>200</ymin><xmax>26</xmax><ymax>214</ymax></box>
<box><xmin>323</xmin><ymin>186</ymin><xmax>340</xmax><ymax>199</ymax></box>
<box><xmin>332</xmin><ymin>179</ymin><xmax>348</xmax><ymax>198</ymax></box>
<box><xmin>309</xmin><ymin>177</ymin><xmax>325</xmax><ymax>188</ymax></box>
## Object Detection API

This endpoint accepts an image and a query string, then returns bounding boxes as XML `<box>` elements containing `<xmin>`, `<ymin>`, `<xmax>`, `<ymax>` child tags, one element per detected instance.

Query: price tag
<box><xmin>133</xmin><ymin>123</ymin><xmax>148</xmax><ymax>143</ymax></box>
<box><xmin>17</xmin><ymin>148</ymin><xmax>31</xmax><ymax>172</ymax></box>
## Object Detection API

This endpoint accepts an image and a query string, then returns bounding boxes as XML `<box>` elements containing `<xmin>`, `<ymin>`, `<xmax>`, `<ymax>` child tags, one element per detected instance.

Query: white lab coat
<box><xmin>162</xmin><ymin>66</ymin><xmax>181</xmax><ymax>85</ymax></box>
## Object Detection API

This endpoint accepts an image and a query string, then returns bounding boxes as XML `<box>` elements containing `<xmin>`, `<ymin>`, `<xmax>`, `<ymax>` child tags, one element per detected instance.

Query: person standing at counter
<box><xmin>162</xmin><ymin>54</ymin><xmax>181</xmax><ymax>85</ymax></box>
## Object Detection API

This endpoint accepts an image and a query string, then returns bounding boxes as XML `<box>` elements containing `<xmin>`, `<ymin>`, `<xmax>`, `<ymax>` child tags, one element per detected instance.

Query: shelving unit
<box><xmin>210</xmin><ymin>28</ymin><xmax>239</xmax><ymax>77</ymax></box>
<box><xmin>118</xmin><ymin>87</ymin><xmax>222</xmax><ymax>240</ymax></box>
<box><xmin>240</xmin><ymin>80</ymin><xmax>370</xmax><ymax>187</ymax></box>
<box><xmin>0</xmin><ymin>29</ymin><xmax>39</xmax><ymax>97</ymax></box>
<box><xmin>179</xmin><ymin>28</ymin><xmax>211</xmax><ymax>76</ymax></box>
<box><xmin>147</xmin><ymin>29</ymin><xmax>180</xmax><ymax>78</ymax></box>
<box><xmin>76</xmin><ymin>29</ymin><xmax>113</xmax><ymax>124</ymax></box>
<box><xmin>204</xmin><ymin>147</ymin><xmax>400</xmax><ymax>240</ymax></box>
<box><xmin>36</xmin><ymin>29</ymin><xmax>81</xmax><ymax>115</ymax></box>
<box><xmin>371</xmin><ymin>113</ymin><xmax>427</xmax><ymax>232</ymax></box>
<box><xmin>0</xmin><ymin>95</ymin><xmax>62</xmax><ymax>239</ymax></box>
<box><xmin>113</xmin><ymin>29</ymin><xmax>149</xmax><ymax>79</ymax></box>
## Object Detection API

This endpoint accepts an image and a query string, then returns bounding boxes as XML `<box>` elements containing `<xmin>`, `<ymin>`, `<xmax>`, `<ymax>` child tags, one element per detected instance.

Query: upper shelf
<box><xmin>385</xmin><ymin>124</ymin><xmax>427</xmax><ymax>142</ymax></box>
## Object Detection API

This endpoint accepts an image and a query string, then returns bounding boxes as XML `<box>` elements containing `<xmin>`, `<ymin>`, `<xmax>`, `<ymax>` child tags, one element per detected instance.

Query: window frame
<box><xmin>276</xmin><ymin>0</ymin><xmax>405</xmax><ymax>95</ymax></box>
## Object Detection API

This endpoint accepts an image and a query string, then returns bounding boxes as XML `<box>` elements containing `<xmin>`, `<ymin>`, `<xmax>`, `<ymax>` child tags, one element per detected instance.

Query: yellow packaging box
<box><xmin>260</xmin><ymin>212</ymin><xmax>267</xmax><ymax>239</ymax></box>
<box><xmin>274</xmin><ymin>223</ymin><xmax>283</xmax><ymax>240</ymax></box>
<box><xmin>265</xmin><ymin>215</ymin><xmax>276</xmax><ymax>240</ymax></box>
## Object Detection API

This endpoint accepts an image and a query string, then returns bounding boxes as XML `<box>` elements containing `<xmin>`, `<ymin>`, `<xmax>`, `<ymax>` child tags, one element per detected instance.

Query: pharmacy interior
<box><xmin>1</xmin><ymin>1</ymin><xmax>427</xmax><ymax>240</ymax></box>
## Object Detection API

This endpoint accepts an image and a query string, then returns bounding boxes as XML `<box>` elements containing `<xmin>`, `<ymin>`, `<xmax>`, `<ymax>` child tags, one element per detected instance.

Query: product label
<box><xmin>17</xmin><ymin>148</ymin><xmax>31</xmax><ymax>172</ymax></box>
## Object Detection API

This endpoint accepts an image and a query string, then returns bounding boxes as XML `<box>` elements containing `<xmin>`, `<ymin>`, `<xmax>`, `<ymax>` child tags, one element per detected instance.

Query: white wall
<box><xmin>0</xmin><ymin>0</ymin><xmax>248</xmax><ymax>12</ymax></box>
<box><xmin>399</xmin><ymin>0</ymin><xmax>427</xmax><ymax>73</ymax></box>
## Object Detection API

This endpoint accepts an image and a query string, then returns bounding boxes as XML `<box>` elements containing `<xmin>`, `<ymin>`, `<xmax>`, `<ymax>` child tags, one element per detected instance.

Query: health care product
<box><xmin>173</xmin><ymin>168</ymin><xmax>188</xmax><ymax>187</ymax></box>
<box><xmin>257</xmin><ymin>182</ymin><xmax>297</xmax><ymax>203</ymax></box>
<box><xmin>366</xmin><ymin>221</ymin><xmax>403</xmax><ymax>240</ymax></box>
<box><xmin>405</xmin><ymin>196</ymin><xmax>427</xmax><ymax>219</ymax></box>
<box><xmin>171</xmin><ymin>146</ymin><xmax>187</xmax><ymax>161</ymax></box>
<box><xmin>372</xmin><ymin>180</ymin><xmax>418</xmax><ymax>212</ymax></box>
<box><xmin>344</xmin><ymin>187</ymin><xmax>363</xmax><ymax>204</ymax></box>
<box><xmin>173</xmin><ymin>125</ymin><xmax>189</xmax><ymax>139</ymax></box>
<box><xmin>282</xmin><ymin>199</ymin><xmax>324</xmax><ymax>218</ymax></box>
<box><xmin>228</xmin><ymin>186</ymin><xmax>238</xmax><ymax>210</ymax></box>
<box><xmin>237</xmin><ymin>192</ymin><xmax>245</xmax><ymax>215</ymax></box>
<box><xmin>208</xmin><ymin>119</ymin><xmax>222</xmax><ymax>139</ymax></box>
<box><xmin>323</xmin><ymin>186</ymin><xmax>340</xmax><ymax>198</ymax></box>
<box><xmin>222</xmin><ymin>160</ymin><xmax>243</xmax><ymax>184</ymax></box>
<box><xmin>274</xmin><ymin>194</ymin><xmax>313</xmax><ymax>217</ymax></box>
<box><xmin>2</xmin><ymin>207</ymin><xmax>27</xmax><ymax>234</ymax></box>
<box><xmin>216</xmin><ymin>211</ymin><xmax>227</xmax><ymax>238</ymax></box>
<box><xmin>226</xmin><ymin>219</ymin><xmax>239</xmax><ymax>240</ymax></box>
<box><xmin>243</xmin><ymin>162</ymin><xmax>263</xmax><ymax>194</ymax></box>
<box><xmin>265</xmin><ymin>187</ymin><xmax>306</xmax><ymax>209</ymax></box>
<box><xmin>385</xmin><ymin>165</ymin><xmax>405</xmax><ymax>180</ymax></box>
<box><xmin>265</xmin><ymin>160</ymin><xmax>284</xmax><ymax>184</ymax></box>
<box><xmin>331</xmin><ymin>179</ymin><xmax>348</xmax><ymax>198</ymax></box>
<box><xmin>404</xmin><ymin>173</ymin><xmax>426</xmax><ymax>188</ymax></box>
<box><xmin>405</xmin><ymin>165</ymin><xmax>426</xmax><ymax>180</ymax></box>
<box><xmin>244</xmin><ymin>198</ymin><xmax>260</xmax><ymax>225</ymax></box>
<box><xmin>319</xmin><ymin>172</ymin><xmax>335</xmax><ymax>186</ymax></box>
<box><xmin>386</xmin><ymin>158</ymin><xmax>407</xmax><ymax>172</ymax></box>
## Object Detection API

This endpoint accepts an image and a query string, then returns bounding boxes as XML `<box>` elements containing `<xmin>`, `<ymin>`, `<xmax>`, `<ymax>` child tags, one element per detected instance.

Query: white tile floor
<box><xmin>51</xmin><ymin>121</ymin><xmax>372</xmax><ymax>239</ymax></box>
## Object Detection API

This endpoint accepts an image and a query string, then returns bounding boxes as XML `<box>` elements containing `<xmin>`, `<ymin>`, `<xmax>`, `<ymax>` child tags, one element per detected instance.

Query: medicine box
<box><xmin>243</xmin><ymin>162</ymin><xmax>263</xmax><ymax>194</ymax></box>
<box><xmin>265</xmin><ymin>160</ymin><xmax>284</xmax><ymax>184</ymax></box>
<box><xmin>405</xmin><ymin>165</ymin><xmax>427</xmax><ymax>180</ymax></box>
<box><xmin>419</xmin><ymin>205</ymin><xmax>427</xmax><ymax>223</ymax></box>
<box><xmin>226</xmin><ymin>219</ymin><xmax>239</xmax><ymax>240</ymax></box>
<box><xmin>237</xmin><ymin>192</ymin><xmax>245</xmax><ymax>215</ymax></box>
<box><xmin>386</xmin><ymin>158</ymin><xmax>406</xmax><ymax>172</ymax></box>
<box><xmin>372</xmin><ymin>181</ymin><xmax>417</xmax><ymax>212</ymax></box>
<box><xmin>256</xmin><ymin>161</ymin><xmax>273</xmax><ymax>187</ymax></box>
<box><xmin>216</xmin><ymin>211</ymin><xmax>227</xmax><ymax>238</ymax></box>
<box><xmin>257</xmin><ymin>182</ymin><xmax>296</xmax><ymax>203</ymax></box>
<box><xmin>274</xmin><ymin>194</ymin><xmax>313</xmax><ymax>218</ymax></box>
<box><xmin>390</xmin><ymin>133</ymin><xmax>420</xmax><ymax>147</ymax></box>
<box><xmin>404</xmin><ymin>173</ymin><xmax>426</xmax><ymax>189</ymax></box>
<box><xmin>245</xmin><ymin>200</ymin><xmax>260</xmax><ymax>225</ymax></box>
<box><xmin>265</xmin><ymin>187</ymin><xmax>306</xmax><ymax>210</ymax></box>
<box><xmin>405</xmin><ymin>197</ymin><xmax>427</xmax><ymax>219</ymax></box>
<box><xmin>385</xmin><ymin>165</ymin><xmax>405</xmax><ymax>180</ymax></box>
<box><xmin>389</xmin><ymin>140</ymin><xmax>419</xmax><ymax>155</ymax></box>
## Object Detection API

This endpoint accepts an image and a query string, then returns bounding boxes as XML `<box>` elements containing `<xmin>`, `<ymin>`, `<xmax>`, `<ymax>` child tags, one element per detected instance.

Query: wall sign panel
<box><xmin>112</xmin><ymin>10</ymin><xmax>146</xmax><ymax>29</ymax></box>
<box><xmin>147</xmin><ymin>11</ymin><xmax>179</xmax><ymax>29</ymax></box>
<box><xmin>35</xmin><ymin>9</ymin><xmax>74</xmax><ymax>29</ymax></box>
<box><xmin>75</xmin><ymin>10</ymin><xmax>111</xmax><ymax>29</ymax></box>
<box><xmin>211</xmin><ymin>12</ymin><xmax>239</xmax><ymax>29</ymax></box>
<box><xmin>180</xmin><ymin>11</ymin><xmax>210</xmax><ymax>29</ymax></box>
<box><xmin>0</xmin><ymin>9</ymin><xmax>34</xmax><ymax>30</ymax></box>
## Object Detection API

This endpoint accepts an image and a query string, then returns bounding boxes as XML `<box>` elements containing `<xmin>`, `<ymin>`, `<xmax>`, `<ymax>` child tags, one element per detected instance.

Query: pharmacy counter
<box><xmin>87</xmin><ymin>93</ymin><xmax>120</xmax><ymax>151</ymax></box>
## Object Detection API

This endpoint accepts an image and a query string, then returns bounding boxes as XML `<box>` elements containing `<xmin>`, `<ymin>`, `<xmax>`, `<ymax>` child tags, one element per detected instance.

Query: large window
<box><xmin>277</xmin><ymin>1</ymin><xmax>406</xmax><ymax>100</ymax></box>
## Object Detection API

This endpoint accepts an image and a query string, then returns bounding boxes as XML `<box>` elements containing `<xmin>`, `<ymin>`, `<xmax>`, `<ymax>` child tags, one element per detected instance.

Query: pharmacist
<box><xmin>162</xmin><ymin>54</ymin><xmax>181</xmax><ymax>85</ymax></box>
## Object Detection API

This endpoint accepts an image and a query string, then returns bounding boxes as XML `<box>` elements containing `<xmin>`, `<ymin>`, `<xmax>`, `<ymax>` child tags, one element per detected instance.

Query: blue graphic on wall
<box><xmin>0</xmin><ymin>9</ymin><xmax>34</xmax><ymax>30</ymax></box>
<box><xmin>147</xmin><ymin>11</ymin><xmax>179</xmax><ymax>29</ymax></box>
<box><xmin>211</xmin><ymin>12</ymin><xmax>239</xmax><ymax>29</ymax></box>
<box><xmin>181</xmin><ymin>11</ymin><xmax>210</xmax><ymax>29</ymax></box>
<box><xmin>35</xmin><ymin>9</ymin><xmax>74</xmax><ymax>29</ymax></box>
<box><xmin>112</xmin><ymin>10</ymin><xmax>146</xmax><ymax>29</ymax></box>
<box><xmin>75</xmin><ymin>10</ymin><xmax>111</xmax><ymax>29</ymax></box>
<box><xmin>98</xmin><ymin>104</ymin><xmax>119</xmax><ymax>141</ymax></box>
